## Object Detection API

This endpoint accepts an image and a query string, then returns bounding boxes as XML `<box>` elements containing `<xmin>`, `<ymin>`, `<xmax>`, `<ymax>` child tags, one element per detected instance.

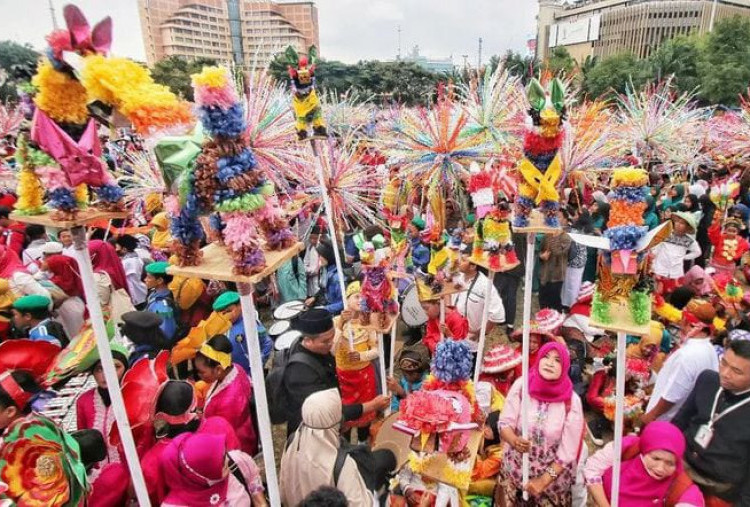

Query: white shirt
<box><xmin>121</xmin><ymin>253</ymin><xmax>147</xmax><ymax>306</ymax></box>
<box><xmin>22</xmin><ymin>239</ymin><xmax>46</xmax><ymax>275</ymax></box>
<box><xmin>452</xmin><ymin>272</ymin><xmax>505</xmax><ymax>335</ymax></box>
<box><xmin>646</xmin><ymin>337</ymin><xmax>718</xmax><ymax>421</ymax></box>
<box><xmin>303</xmin><ymin>245</ymin><xmax>320</xmax><ymax>297</ymax></box>
<box><xmin>650</xmin><ymin>235</ymin><xmax>702</xmax><ymax>279</ymax></box>
<box><xmin>62</xmin><ymin>245</ymin><xmax>76</xmax><ymax>258</ymax></box>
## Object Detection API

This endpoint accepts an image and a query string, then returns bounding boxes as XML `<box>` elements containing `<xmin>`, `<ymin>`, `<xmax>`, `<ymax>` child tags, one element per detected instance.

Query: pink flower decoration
<box><xmin>194</xmin><ymin>85</ymin><xmax>239</xmax><ymax>110</ymax></box>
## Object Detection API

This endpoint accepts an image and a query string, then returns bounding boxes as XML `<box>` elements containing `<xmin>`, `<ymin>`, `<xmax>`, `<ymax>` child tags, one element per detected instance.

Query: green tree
<box><xmin>582</xmin><ymin>52</ymin><xmax>649</xmax><ymax>99</ymax></box>
<box><xmin>546</xmin><ymin>47</ymin><xmax>576</xmax><ymax>76</ymax></box>
<box><xmin>576</xmin><ymin>55</ymin><xmax>599</xmax><ymax>98</ymax></box>
<box><xmin>151</xmin><ymin>55</ymin><xmax>218</xmax><ymax>101</ymax></box>
<box><xmin>0</xmin><ymin>40</ymin><xmax>39</xmax><ymax>102</ymax></box>
<box><xmin>502</xmin><ymin>50</ymin><xmax>537</xmax><ymax>85</ymax></box>
<box><xmin>699</xmin><ymin>17</ymin><xmax>750</xmax><ymax>106</ymax></box>
<box><xmin>648</xmin><ymin>35</ymin><xmax>702</xmax><ymax>94</ymax></box>
<box><xmin>268</xmin><ymin>55</ymin><xmax>444</xmax><ymax>107</ymax></box>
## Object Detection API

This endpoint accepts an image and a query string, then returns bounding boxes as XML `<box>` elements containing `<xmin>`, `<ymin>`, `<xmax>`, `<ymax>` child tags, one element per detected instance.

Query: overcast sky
<box><xmin>0</xmin><ymin>0</ymin><xmax>537</xmax><ymax>65</ymax></box>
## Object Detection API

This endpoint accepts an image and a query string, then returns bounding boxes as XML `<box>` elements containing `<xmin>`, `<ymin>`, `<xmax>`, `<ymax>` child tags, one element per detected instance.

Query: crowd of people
<box><xmin>1</xmin><ymin>132</ymin><xmax>750</xmax><ymax>506</ymax></box>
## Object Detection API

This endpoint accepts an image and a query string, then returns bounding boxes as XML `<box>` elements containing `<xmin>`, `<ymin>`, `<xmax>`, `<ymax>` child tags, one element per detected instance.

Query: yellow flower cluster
<box><xmin>654</xmin><ymin>300</ymin><xmax>681</xmax><ymax>323</ymax></box>
<box><xmin>611</xmin><ymin>167</ymin><xmax>649</xmax><ymax>188</ymax></box>
<box><xmin>81</xmin><ymin>55</ymin><xmax>192</xmax><ymax>134</ymax></box>
<box><xmin>74</xmin><ymin>184</ymin><xmax>88</xmax><ymax>207</ymax></box>
<box><xmin>16</xmin><ymin>169</ymin><xmax>44</xmax><ymax>213</ymax></box>
<box><xmin>191</xmin><ymin>66</ymin><xmax>229</xmax><ymax>88</ymax></box>
<box><xmin>32</xmin><ymin>60</ymin><xmax>88</xmax><ymax>124</ymax></box>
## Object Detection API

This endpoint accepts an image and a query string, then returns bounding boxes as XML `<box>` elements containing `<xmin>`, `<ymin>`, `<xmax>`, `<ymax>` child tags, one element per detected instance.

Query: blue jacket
<box><xmin>410</xmin><ymin>237</ymin><xmax>430</xmax><ymax>271</ymax></box>
<box><xmin>228</xmin><ymin>318</ymin><xmax>273</xmax><ymax>373</ymax></box>
<box><xmin>323</xmin><ymin>265</ymin><xmax>343</xmax><ymax>314</ymax></box>
<box><xmin>28</xmin><ymin>319</ymin><xmax>62</xmax><ymax>346</ymax></box>
<box><xmin>146</xmin><ymin>288</ymin><xmax>178</xmax><ymax>342</ymax></box>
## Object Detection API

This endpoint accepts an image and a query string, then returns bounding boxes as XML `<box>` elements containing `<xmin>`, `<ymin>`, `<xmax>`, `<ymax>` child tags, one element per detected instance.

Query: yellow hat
<box><xmin>346</xmin><ymin>281</ymin><xmax>361</xmax><ymax>299</ymax></box>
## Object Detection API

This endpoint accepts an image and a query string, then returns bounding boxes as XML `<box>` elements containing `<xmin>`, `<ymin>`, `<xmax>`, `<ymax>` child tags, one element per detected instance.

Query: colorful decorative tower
<box><xmin>171</xmin><ymin>67</ymin><xmax>294</xmax><ymax>275</ymax></box>
<box><xmin>513</xmin><ymin>78</ymin><xmax>567</xmax><ymax>228</ymax></box>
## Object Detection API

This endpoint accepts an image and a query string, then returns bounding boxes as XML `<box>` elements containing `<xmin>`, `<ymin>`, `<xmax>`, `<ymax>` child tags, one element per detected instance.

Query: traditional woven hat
<box><xmin>481</xmin><ymin>344</ymin><xmax>521</xmax><ymax>374</ymax></box>
<box><xmin>671</xmin><ymin>212</ymin><xmax>697</xmax><ymax>234</ymax></box>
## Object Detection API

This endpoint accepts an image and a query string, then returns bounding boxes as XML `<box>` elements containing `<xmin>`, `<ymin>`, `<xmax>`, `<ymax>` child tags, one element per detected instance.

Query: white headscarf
<box><xmin>279</xmin><ymin>389</ymin><xmax>344</xmax><ymax>505</ymax></box>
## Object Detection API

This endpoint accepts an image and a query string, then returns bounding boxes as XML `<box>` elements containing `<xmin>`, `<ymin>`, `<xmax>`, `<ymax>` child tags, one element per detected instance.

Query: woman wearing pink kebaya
<box><xmin>497</xmin><ymin>341</ymin><xmax>584</xmax><ymax>506</ymax></box>
<box><xmin>194</xmin><ymin>334</ymin><xmax>258</xmax><ymax>455</ymax></box>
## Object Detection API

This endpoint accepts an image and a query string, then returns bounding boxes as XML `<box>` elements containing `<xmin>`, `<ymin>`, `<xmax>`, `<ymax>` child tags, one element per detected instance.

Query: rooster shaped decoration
<box><xmin>285</xmin><ymin>45</ymin><xmax>327</xmax><ymax>140</ymax></box>
<box><xmin>513</xmin><ymin>78</ymin><xmax>567</xmax><ymax>228</ymax></box>
<box><xmin>17</xmin><ymin>3</ymin><xmax>191</xmax><ymax>219</ymax></box>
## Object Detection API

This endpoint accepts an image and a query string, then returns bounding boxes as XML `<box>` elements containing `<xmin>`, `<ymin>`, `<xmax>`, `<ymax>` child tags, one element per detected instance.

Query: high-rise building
<box><xmin>536</xmin><ymin>0</ymin><xmax>750</xmax><ymax>62</ymax></box>
<box><xmin>137</xmin><ymin>0</ymin><xmax>319</xmax><ymax>68</ymax></box>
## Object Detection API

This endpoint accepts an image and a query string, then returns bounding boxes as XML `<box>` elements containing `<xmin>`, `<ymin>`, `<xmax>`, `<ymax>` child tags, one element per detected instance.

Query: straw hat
<box><xmin>481</xmin><ymin>344</ymin><xmax>521</xmax><ymax>374</ymax></box>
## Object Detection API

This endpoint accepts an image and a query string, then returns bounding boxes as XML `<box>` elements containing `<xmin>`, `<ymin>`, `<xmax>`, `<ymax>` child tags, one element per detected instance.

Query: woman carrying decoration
<box><xmin>497</xmin><ymin>342</ymin><xmax>584</xmax><ymax>505</ymax></box>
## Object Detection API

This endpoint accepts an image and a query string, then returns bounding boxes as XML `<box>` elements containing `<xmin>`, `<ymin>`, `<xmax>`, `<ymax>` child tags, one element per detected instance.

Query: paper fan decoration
<box><xmin>243</xmin><ymin>67</ymin><xmax>306</xmax><ymax>193</ymax></box>
<box><xmin>382</xmin><ymin>85</ymin><xmax>490</xmax><ymax>192</ymax></box>
<box><xmin>460</xmin><ymin>66</ymin><xmax>526</xmax><ymax>152</ymax></box>
<box><xmin>321</xmin><ymin>88</ymin><xmax>376</xmax><ymax>138</ymax></box>
<box><xmin>286</xmin><ymin>133</ymin><xmax>385</xmax><ymax>231</ymax></box>
<box><xmin>0</xmin><ymin>414</ymin><xmax>87</xmax><ymax>507</ymax></box>
<box><xmin>113</xmin><ymin>145</ymin><xmax>167</xmax><ymax>208</ymax></box>
<box><xmin>559</xmin><ymin>100</ymin><xmax>624</xmax><ymax>185</ymax></box>
<box><xmin>0</xmin><ymin>104</ymin><xmax>24</xmax><ymax>139</ymax></box>
<box><xmin>109</xmin><ymin>351</ymin><xmax>169</xmax><ymax>448</ymax></box>
<box><xmin>614</xmin><ymin>78</ymin><xmax>705</xmax><ymax>168</ymax></box>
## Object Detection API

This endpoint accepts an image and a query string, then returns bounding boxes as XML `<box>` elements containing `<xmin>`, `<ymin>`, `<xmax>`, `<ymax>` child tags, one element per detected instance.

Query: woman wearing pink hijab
<box><xmin>683</xmin><ymin>265</ymin><xmax>713</xmax><ymax>297</ymax></box>
<box><xmin>0</xmin><ymin>245</ymin><xmax>50</xmax><ymax>298</ymax></box>
<box><xmin>497</xmin><ymin>341</ymin><xmax>584</xmax><ymax>505</ymax></box>
<box><xmin>160</xmin><ymin>432</ymin><xmax>266</xmax><ymax>506</ymax></box>
<box><xmin>584</xmin><ymin>421</ymin><xmax>704</xmax><ymax>506</ymax></box>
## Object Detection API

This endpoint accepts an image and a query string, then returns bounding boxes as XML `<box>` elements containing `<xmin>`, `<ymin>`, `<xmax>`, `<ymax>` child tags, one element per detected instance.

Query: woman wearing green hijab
<box><xmin>659</xmin><ymin>184</ymin><xmax>684</xmax><ymax>212</ymax></box>
<box><xmin>643</xmin><ymin>195</ymin><xmax>660</xmax><ymax>230</ymax></box>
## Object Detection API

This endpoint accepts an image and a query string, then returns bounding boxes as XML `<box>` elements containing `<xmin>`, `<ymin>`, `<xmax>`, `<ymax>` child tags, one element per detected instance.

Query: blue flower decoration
<box><xmin>199</xmin><ymin>104</ymin><xmax>246</xmax><ymax>138</ymax></box>
<box><xmin>604</xmin><ymin>225</ymin><xmax>647</xmax><ymax>250</ymax></box>
<box><xmin>216</xmin><ymin>148</ymin><xmax>257</xmax><ymax>183</ymax></box>
<box><xmin>95</xmin><ymin>184</ymin><xmax>124</xmax><ymax>204</ymax></box>
<box><xmin>48</xmin><ymin>188</ymin><xmax>77</xmax><ymax>211</ymax></box>
<box><xmin>432</xmin><ymin>340</ymin><xmax>473</xmax><ymax>383</ymax></box>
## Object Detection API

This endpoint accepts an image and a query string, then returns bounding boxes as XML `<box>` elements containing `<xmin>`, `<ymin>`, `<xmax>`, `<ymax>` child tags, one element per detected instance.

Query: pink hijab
<box><xmin>603</xmin><ymin>421</ymin><xmax>687</xmax><ymax>505</ymax></box>
<box><xmin>528</xmin><ymin>341</ymin><xmax>573</xmax><ymax>403</ymax></box>
<box><xmin>88</xmin><ymin>240</ymin><xmax>130</xmax><ymax>295</ymax></box>
<box><xmin>0</xmin><ymin>245</ymin><xmax>27</xmax><ymax>278</ymax></box>
<box><xmin>161</xmin><ymin>432</ymin><xmax>229</xmax><ymax>506</ymax></box>
<box><xmin>683</xmin><ymin>265</ymin><xmax>712</xmax><ymax>296</ymax></box>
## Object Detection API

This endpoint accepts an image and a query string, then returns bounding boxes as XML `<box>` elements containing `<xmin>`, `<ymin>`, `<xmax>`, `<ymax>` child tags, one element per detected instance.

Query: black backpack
<box><xmin>266</xmin><ymin>338</ymin><xmax>327</xmax><ymax>424</ymax></box>
<box><xmin>333</xmin><ymin>440</ymin><xmax>378</xmax><ymax>490</ymax></box>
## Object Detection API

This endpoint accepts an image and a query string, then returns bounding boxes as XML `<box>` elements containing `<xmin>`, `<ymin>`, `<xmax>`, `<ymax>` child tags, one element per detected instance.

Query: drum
<box><xmin>399</xmin><ymin>282</ymin><xmax>428</xmax><ymax>328</ymax></box>
<box><xmin>274</xmin><ymin>330</ymin><xmax>302</xmax><ymax>351</ymax></box>
<box><xmin>273</xmin><ymin>300</ymin><xmax>306</xmax><ymax>321</ymax></box>
<box><xmin>268</xmin><ymin>320</ymin><xmax>290</xmax><ymax>340</ymax></box>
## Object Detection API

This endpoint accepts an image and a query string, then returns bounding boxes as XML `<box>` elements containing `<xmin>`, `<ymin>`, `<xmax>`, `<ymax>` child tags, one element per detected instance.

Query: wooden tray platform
<box><xmin>11</xmin><ymin>210</ymin><xmax>128</xmax><ymax>228</ymax></box>
<box><xmin>168</xmin><ymin>242</ymin><xmax>304</xmax><ymax>284</ymax></box>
